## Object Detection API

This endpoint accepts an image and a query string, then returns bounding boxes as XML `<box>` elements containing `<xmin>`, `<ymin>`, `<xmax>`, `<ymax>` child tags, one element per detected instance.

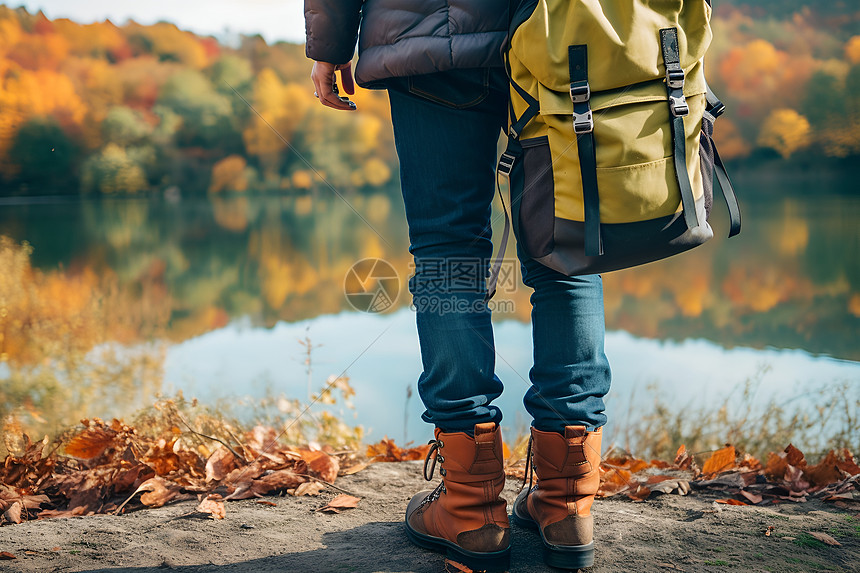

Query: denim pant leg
<box><xmin>520</xmin><ymin>254</ymin><xmax>611</xmax><ymax>432</ymax></box>
<box><xmin>387</xmin><ymin>69</ymin><xmax>508</xmax><ymax>433</ymax></box>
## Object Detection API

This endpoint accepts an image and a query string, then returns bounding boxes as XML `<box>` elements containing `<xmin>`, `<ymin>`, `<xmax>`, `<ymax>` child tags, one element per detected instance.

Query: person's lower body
<box><xmin>386</xmin><ymin>67</ymin><xmax>611</xmax><ymax>570</ymax></box>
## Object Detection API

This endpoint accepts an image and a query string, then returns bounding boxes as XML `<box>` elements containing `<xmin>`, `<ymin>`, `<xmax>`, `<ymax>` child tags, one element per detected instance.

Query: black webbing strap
<box><xmin>509</xmin><ymin>78</ymin><xmax>540</xmax><ymax>139</ymax></box>
<box><xmin>712</xmin><ymin>139</ymin><xmax>742</xmax><ymax>237</ymax></box>
<box><xmin>703</xmin><ymin>82</ymin><xmax>741</xmax><ymax>237</ymax></box>
<box><xmin>660</xmin><ymin>28</ymin><xmax>700</xmax><ymax>231</ymax></box>
<box><xmin>705</xmin><ymin>83</ymin><xmax>726</xmax><ymax>120</ymax></box>
<box><xmin>503</xmin><ymin>52</ymin><xmax>540</xmax><ymax>140</ymax></box>
<box><xmin>569</xmin><ymin>44</ymin><xmax>602</xmax><ymax>256</ymax></box>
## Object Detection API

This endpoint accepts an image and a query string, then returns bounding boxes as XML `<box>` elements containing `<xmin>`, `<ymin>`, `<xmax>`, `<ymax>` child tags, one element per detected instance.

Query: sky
<box><xmin>14</xmin><ymin>1</ymin><xmax>307</xmax><ymax>44</ymax></box>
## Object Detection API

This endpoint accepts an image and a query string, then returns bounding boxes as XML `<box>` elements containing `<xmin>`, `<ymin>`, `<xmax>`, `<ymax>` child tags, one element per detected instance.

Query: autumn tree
<box><xmin>157</xmin><ymin>70</ymin><xmax>238</xmax><ymax>149</ymax></box>
<box><xmin>6</xmin><ymin>117</ymin><xmax>77</xmax><ymax>192</ymax></box>
<box><xmin>757</xmin><ymin>108</ymin><xmax>812</xmax><ymax>158</ymax></box>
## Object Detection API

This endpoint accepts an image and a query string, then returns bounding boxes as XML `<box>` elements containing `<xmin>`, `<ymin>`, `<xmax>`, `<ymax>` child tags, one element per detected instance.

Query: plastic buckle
<box><xmin>669</xmin><ymin>95</ymin><xmax>689</xmax><ymax>117</ymax></box>
<box><xmin>497</xmin><ymin>152</ymin><xmax>516</xmax><ymax>176</ymax></box>
<box><xmin>570</xmin><ymin>81</ymin><xmax>590</xmax><ymax>103</ymax></box>
<box><xmin>666</xmin><ymin>68</ymin><xmax>685</xmax><ymax>90</ymax></box>
<box><xmin>707</xmin><ymin>99</ymin><xmax>726</xmax><ymax>118</ymax></box>
<box><xmin>573</xmin><ymin>111</ymin><xmax>594</xmax><ymax>134</ymax></box>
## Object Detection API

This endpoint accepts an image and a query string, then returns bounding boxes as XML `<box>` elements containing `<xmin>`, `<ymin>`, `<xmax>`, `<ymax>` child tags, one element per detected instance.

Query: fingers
<box><xmin>339</xmin><ymin>62</ymin><xmax>355</xmax><ymax>96</ymax></box>
<box><xmin>311</xmin><ymin>61</ymin><xmax>356</xmax><ymax>111</ymax></box>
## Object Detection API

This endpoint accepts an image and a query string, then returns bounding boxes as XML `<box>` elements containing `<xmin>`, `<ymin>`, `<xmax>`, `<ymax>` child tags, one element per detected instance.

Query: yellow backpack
<box><xmin>489</xmin><ymin>0</ymin><xmax>741</xmax><ymax>294</ymax></box>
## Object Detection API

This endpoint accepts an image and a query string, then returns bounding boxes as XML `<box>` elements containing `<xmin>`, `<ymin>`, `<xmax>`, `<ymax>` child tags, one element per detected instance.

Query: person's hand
<box><xmin>311</xmin><ymin>61</ymin><xmax>357</xmax><ymax>111</ymax></box>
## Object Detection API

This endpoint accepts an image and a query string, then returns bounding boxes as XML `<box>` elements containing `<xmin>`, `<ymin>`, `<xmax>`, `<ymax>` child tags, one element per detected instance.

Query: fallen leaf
<box><xmin>0</xmin><ymin>552</ymin><xmax>15</xmax><ymax>560</ymax></box>
<box><xmin>715</xmin><ymin>498</ymin><xmax>747</xmax><ymax>505</ymax></box>
<box><xmin>293</xmin><ymin>481</ymin><xmax>325</xmax><ymax>496</ymax></box>
<box><xmin>765</xmin><ymin>452</ymin><xmax>789</xmax><ymax>480</ymax></box>
<box><xmin>339</xmin><ymin>461</ymin><xmax>369</xmax><ymax>476</ymax></box>
<box><xmin>740</xmin><ymin>490</ymin><xmax>764</xmax><ymax>504</ymax></box>
<box><xmin>649</xmin><ymin>479</ymin><xmax>691</xmax><ymax>496</ymax></box>
<box><xmin>702</xmin><ymin>445</ymin><xmax>736</xmax><ymax>475</ymax></box>
<box><xmin>765</xmin><ymin>525</ymin><xmax>775</xmax><ymax>536</ymax></box>
<box><xmin>835</xmin><ymin>449</ymin><xmax>860</xmax><ymax>475</ymax></box>
<box><xmin>196</xmin><ymin>496</ymin><xmax>226</xmax><ymax>520</ymax></box>
<box><xmin>785</xmin><ymin>444</ymin><xmax>806</xmax><ymax>467</ymax></box>
<box><xmin>255</xmin><ymin>500</ymin><xmax>277</xmax><ymax>507</ymax></box>
<box><xmin>250</xmin><ymin>468</ymin><xmax>304</xmax><ymax>496</ymax></box>
<box><xmin>205</xmin><ymin>448</ymin><xmax>237</xmax><ymax>483</ymax></box>
<box><xmin>366</xmin><ymin>438</ymin><xmax>429</xmax><ymax>462</ymax></box>
<box><xmin>51</xmin><ymin>547</ymin><xmax>60</xmax><ymax>552</ymax></box>
<box><xmin>807</xmin><ymin>531</ymin><xmax>841</xmax><ymax>546</ymax></box>
<box><xmin>2</xmin><ymin>501</ymin><xmax>23</xmax><ymax>524</ymax></box>
<box><xmin>135</xmin><ymin>477</ymin><xmax>179</xmax><ymax>508</ymax></box>
<box><xmin>628</xmin><ymin>484</ymin><xmax>652</xmax><ymax>501</ymax></box>
<box><xmin>64</xmin><ymin>427</ymin><xmax>116</xmax><ymax>460</ymax></box>
<box><xmin>301</xmin><ymin>450</ymin><xmax>339</xmax><ymax>483</ymax></box>
<box><xmin>674</xmin><ymin>445</ymin><xmax>695</xmax><ymax>470</ymax></box>
<box><xmin>694</xmin><ymin>472</ymin><xmax>746</xmax><ymax>489</ymax></box>
<box><xmin>224</xmin><ymin>482</ymin><xmax>259</xmax><ymax>501</ymax></box>
<box><xmin>318</xmin><ymin>494</ymin><xmax>361</xmax><ymax>513</ymax></box>
<box><xmin>445</xmin><ymin>559</ymin><xmax>474</xmax><ymax>572</ymax></box>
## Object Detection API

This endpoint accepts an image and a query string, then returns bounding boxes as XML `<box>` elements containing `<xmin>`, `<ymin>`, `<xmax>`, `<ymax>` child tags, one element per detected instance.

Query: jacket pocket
<box><xmin>406</xmin><ymin>68</ymin><xmax>490</xmax><ymax>109</ymax></box>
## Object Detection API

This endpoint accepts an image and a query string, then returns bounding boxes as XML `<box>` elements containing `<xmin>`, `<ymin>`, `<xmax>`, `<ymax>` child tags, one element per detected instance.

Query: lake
<box><xmin>1</xmin><ymin>168</ymin><xmax>858</xmax><ymax>453</ymax></box>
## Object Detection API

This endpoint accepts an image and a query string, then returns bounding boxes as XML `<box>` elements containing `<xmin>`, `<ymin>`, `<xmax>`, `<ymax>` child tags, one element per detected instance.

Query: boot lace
<box><xmin>416</xmin><ymin>438</ymin><xmax>447</xmax><ymax>511</ymax></box>
<box><xmin>423</xmin><ymin>438</ymin><xmax>446</xmax><ymax>481</ymax></box>
<box><xmin>521</xmin><ymin>434</ymin><xmax>535</xmax><ymax>493</ymax></box>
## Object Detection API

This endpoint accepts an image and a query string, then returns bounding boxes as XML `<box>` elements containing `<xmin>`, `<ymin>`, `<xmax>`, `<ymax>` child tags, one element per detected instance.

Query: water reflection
<box><xmin>1</xmin><ymin>170</ymin><xmax>858</xmax><ymax>442</ymax></box>
<box><xmin>163</xmin><ymin>309</ymin><xmax>859</xmax><ymax>447</ymax></box>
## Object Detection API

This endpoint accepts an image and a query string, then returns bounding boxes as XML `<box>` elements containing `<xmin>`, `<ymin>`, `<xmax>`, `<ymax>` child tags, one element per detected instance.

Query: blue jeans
<box><xmin>387</xmin><ymin>68</ymin><xmax>611</xmax><ymax>434</ymax></box>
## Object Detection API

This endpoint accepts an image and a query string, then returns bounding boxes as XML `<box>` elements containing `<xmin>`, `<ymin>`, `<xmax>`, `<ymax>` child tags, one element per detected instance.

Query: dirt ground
<box><xmin>1</xmin><ymin>461</ymin><xmax>857</xmax><ymax>573</ymax></box>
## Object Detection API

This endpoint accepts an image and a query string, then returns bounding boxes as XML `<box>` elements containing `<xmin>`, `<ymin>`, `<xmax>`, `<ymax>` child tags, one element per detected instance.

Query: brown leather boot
<box><xmin>405</xmin><ymin>422</ymin><xmax>511</xmax><ymax>572</ymax></box>
<box><xmin>511</xmin><ymin>425</ymin><xmax>602</xmax><ymax>569</ymax></box>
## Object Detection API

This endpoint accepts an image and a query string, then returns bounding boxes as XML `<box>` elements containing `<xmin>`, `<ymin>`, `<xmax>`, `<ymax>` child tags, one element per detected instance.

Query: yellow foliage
<box><xmin>130</xmin><ymin>22</ymin><xmax>208</xmax><ymax>69</ymax></box>
<box><xmin>209</xmin><ymin>155</ymin><xmax>249</xmax><ymax>193</ymax></box>
<box><xmin>294</xmin><ymin>195</ymin><xmax>313</xmax><ymax>215</ymax></box>
<box><xmin>757</xmin><ymin>108</ymin><xmax>811</xmax><ymax>158</ymax></box>
<box><xmin>364</xmin><ymin>193</ymin><xmax>392</xmax><ymax>225</ymax></box>
<box><xmin>6</xmin><ymin>32</ymin><xmax>69</xmax><ymax>70</ymax></box>
<box><xmin>819</xmin><ymin>117</ymin><xmax>860</xmax><ymax>158</ymax></box>
<box><xmin>249</xmin><ymin>227</ymin><xmax>319</xmax><ymax>309</ymax></box>
<box><xmin>846</xmin><ymin>36</ymin><xmax>860</xmax><ymax>65</ymax></box>
<box><xmin>849</xmin><ymin>294</ymin><xmax>860</xmax><ymax>318</ymax></box>
<box><xmin>363</xmin><ymin>157</ymin><xmax>391</xmax><ymax>187</ymax></box>
<box><xmin>243</xmin><ymin>71</ymin><xmax>314</xmax><ymax>174</ymax></box>
<box><xmin>0</xmin><ymin>68</ymin><xmax>86</xmax><ymax>176</ymax></box>
<box><xmin>0</xmin><ymin>18</ymin><xmax>22</xmax><ymax>54</ymax></box>
<box><xmin>53</xmin><ymin>19</ymin><xmax>126</xmax><ymax>58</ymax></box>
<box><xmin>291</xmin><ymin>169</ymin><xmax>313</xmax><ymax>189</ymax></box>
<box><xmin>770</xmin><ymin>201</ymin><xmax>809</xmax><ymax>256</ymax></box>
<box><xmin>211</xmin><ymin>196</ymin><xmax>250</xmax><ymax>232</ymax></box>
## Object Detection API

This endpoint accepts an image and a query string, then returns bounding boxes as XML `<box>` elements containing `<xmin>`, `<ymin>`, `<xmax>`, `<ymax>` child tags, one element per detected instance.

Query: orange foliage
<box><xmin>702</xmin><ymin>445</ymin><xmax>736</xmax><ymax>475</ymax></box>
<box><xmin>711</xmin><ymin>117</ymin><xmax>751</xmax><ymax>160</ymax></box>
<box><xmin>6</xmin><ymin>32</ymin><xmax>69</xmax><ymax>70</ymax></box>
<box><xmin>721</xmin><ymin>263</ymin><xmax>814</xmax><ymax>313</ymax></box>
<box><xmin>209</xmin><ymin>155</ymin><xmax>249</xmax><ymax>193</ymax></box>
<box><xmin>366</xmin><ymin>438</ymin><xmax>430</xmax><ymax>462</ymax></box>
<box><xmin>719</xmin><ymin>39</ymin><xmax>817</xmax><ymax>113</ymax></box>
<box><xmin>846</xmin><ymin>36</ymin><xmax>860</xmax><ymax>65</ymax></box>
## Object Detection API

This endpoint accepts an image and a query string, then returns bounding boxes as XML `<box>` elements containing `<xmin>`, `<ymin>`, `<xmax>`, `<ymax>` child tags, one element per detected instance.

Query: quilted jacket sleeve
<box><xmin>304</xmin><ymin>0</ymin><xmax>363</xmax><ymax>64</ymax></box>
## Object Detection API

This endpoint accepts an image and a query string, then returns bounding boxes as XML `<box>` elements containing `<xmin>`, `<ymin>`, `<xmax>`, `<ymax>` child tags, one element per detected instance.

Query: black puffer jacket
<box><xmin>304</xmin><ymin>0</ymin><xmax>508</xmax><ymax>88</ymax></box>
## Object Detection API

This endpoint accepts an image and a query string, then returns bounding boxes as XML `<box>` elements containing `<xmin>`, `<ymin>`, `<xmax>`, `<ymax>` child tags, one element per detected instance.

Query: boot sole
<box><xmin>511</xmin><ymin>497</ymin><xmax>594</xmax><ymax>570</ymax></box>
<box><xmin>404</xmin><ymin>521</ymin><xmax>511</xmax><ymax>572</ymax></box>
